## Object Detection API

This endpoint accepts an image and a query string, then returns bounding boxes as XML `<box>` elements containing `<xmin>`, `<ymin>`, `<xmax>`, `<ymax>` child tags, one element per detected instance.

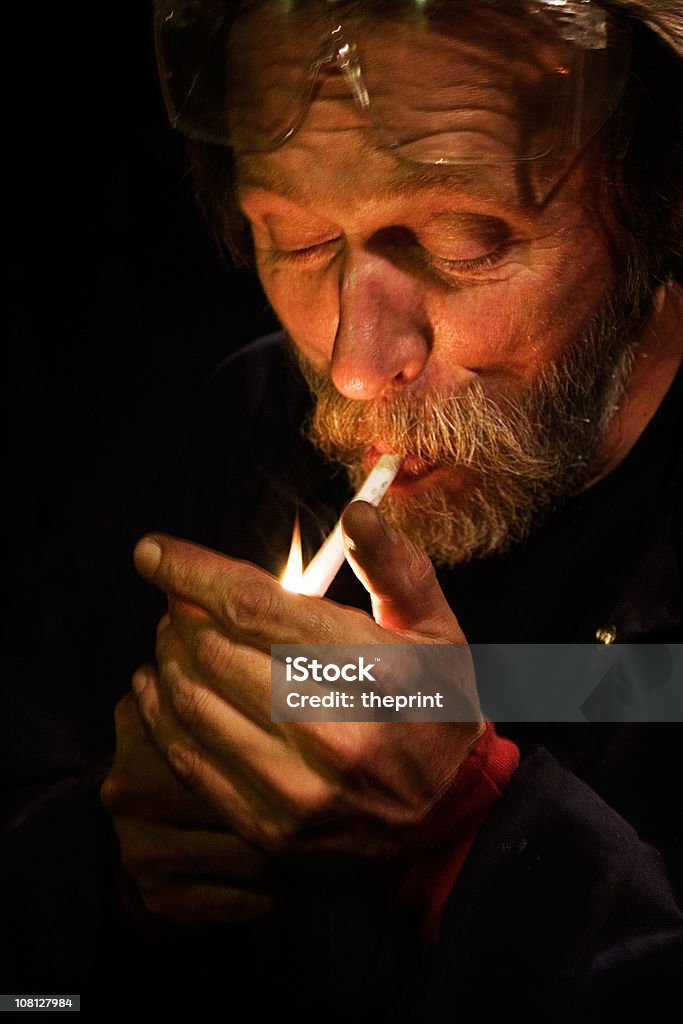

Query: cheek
<box><xmin>430</xmin><ymin>228</ymin><xmax>616</xmax><ymax>379</ymax></box>
<box><xmin>257</xmin><ymin>264</ymin><xmax>340</xmax><ymax>369</ymax></box>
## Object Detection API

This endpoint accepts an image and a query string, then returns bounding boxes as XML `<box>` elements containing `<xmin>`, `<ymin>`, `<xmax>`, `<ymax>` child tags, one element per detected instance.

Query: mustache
<box><xmin>293</xmin><ymin>348</ymin><xmax>598</xmax><ymax>481</ymax></box>
<box><xmin>291</xmin><ymin>236</ymin><xmax>654</xmax><ymax>484</ymax></box>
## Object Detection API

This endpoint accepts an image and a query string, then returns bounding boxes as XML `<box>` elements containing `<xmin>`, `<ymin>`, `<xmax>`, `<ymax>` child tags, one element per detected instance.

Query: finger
<box><xmin>135</xmin><ymin>653</ymin><xmax>352</xmax><ymax>853</ymax></box>
<box><xmin>164</xmin><ymin>598</ymin><xmax>274</xmax><ymax>729</ymax></box>
<box><xmin>133</xmin><ymin>533</ymin><xmax>381</xmax><ymax>649</ymax></box>
<box><xmin>102</xmin><ymin>689</ymin><xmax>228</xmax><ymax>827</ymax></box>
<box><xmin>341</xmin><ymin>501</ymin><xmax>466</xmax><ymax>640</ymax></box>
<box><xmin>110</xmin><ymin>689</ymin><xmax>149</xmax><ymax>748</ymax></box>
<box><xmin>152</xmin><ymin>620</ymin><xmax>419</xmax><ymax>842</ymax></box>
<box><xmin>136</xmin><ymin>881</ymin><xmax>273</xmax><ymax>926</ymax></box>
<box><xmin>133</xmin><ymin>666</ymin><xmax>301</xmax><ymax>850</ymax></box>
<box><xmin>114</xmin><ymin>817</ymin><xmax>272</xmax><ymax>885</ymax></box>
<box><xmin>154</xmin><ymin>622</ymin><xmax>275</xmax><ymax>747</ymax></box>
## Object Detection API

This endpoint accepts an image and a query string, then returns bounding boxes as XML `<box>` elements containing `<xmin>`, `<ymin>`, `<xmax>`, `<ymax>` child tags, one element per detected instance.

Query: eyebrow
<box><xmin>237</xmin><ymin>154</ymin><xmax>487</xmax><ymax>206</ymax></box>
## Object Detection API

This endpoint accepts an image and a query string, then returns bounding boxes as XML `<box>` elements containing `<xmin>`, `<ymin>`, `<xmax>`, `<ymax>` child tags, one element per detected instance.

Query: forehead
<box><xmin>236</xmin><ymin>143</ymin><xmax>531</xmax><ymax>220</ymax></box>
<box><xmin>227</xmin><ymin>2</ymin><xmax>565</xmax><ymax>170</ymax></box>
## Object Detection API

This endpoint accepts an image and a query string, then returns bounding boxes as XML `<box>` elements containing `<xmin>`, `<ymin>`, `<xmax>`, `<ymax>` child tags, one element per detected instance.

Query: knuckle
<box><xmin>256</xmin><ymin>778</ymin><xmax>336</xmax><ymax>851</ymax></box>
<box><xmin>113</xmin><ymin>695</ymin><xmax>135</xmax><ymax>733</ymax></box>
<box><xmin>155</xmin><ymin>613</ymin><xmax>172</xmax><ymax>645</ymax></box>
<box><xmin>407</xmin><ymin>544</ymin><xmax>437</xmax><ymax>591</ymax></box>
<box><xmin>99</xmin><ymin>774</ymin><xmax>119</xmax><ymax>812</ymax></box>
<box><xmin>136</xmin><ymin>680</ymin><xmax>161</xmax><ymax>730</ymax></box>
<box><xmin>345</xmin><ymin>724</ymin><xmax>383</xmax><ymax>772</ymax></box>
<box><xmin>255</xmin><ymin>820</ymin><xmax>290</xmax><ymax>855</ymax></box>
<box><xmin>193</xmin><ymin>626</ymin><xmax>234</xmax><ymax>677</ymax></box>
<box><xmin>288</xmin><ymin>777</ymin><xmax>335</xmax><ymax>822</ymax></box>
<box><xmin>230</xmin><ymin>579</ymin><xmax>280</xmax><ymax>633</ymax></box>
<box><xmin>167</xmin><ymin>674</ymin><xmax>211</xmax><ymax>732</ymax></box>
<box><xmin>383</xmin><ymin>647</ymin><xmax>420</xmax><ymax>696</ymax></box>
<box><xmin>167</xmin><ymin>739</ymin><xmax>202</xmax><ymax>787</ymax></box>
<box><xmin>140</xmin><ymin>886</ymin><xmax>173</xmax><ymax>919</ymax></box>
<box><xmin>305</xmin><ymin>722</ymin><xmax>379</xmax><ymax>776</ymax></box>
<box><xmin>232</xmin><ymin>807</ymin><xmax>292</xmax><ymax>854</ymax></box>
<box><xmin>330</xmin><ymin>726</ymin><xmax>370</xmax><ymax>774</ymax></box>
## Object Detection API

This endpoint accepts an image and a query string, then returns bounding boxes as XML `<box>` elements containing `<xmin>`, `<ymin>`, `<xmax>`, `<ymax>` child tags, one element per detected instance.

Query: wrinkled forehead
<box><xmin>227</xmin><ymin>1</ymin><xmax>567</xmax><ymax>167</ymax></box>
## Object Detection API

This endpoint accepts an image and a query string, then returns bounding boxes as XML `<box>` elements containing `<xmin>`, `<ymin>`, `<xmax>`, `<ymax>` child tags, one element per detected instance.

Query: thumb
<box><xmin>341</xmin><ymin>500</ymin><xmax>466</xmax><ymax>641</ymax></box>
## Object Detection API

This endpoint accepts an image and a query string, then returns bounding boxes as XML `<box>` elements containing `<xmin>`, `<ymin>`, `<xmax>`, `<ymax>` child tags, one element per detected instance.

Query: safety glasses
<box><xmin>154</xmin><ymin>0</ymin><xmax>629</xmax><ymax>203</ymax></box>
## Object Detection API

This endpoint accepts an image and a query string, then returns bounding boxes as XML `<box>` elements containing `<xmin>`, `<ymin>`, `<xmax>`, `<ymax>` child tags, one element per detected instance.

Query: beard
<box><xmin>292</xmin><ymin>263</ymin><xmax>655</xmax><ymax>567</ymax></box>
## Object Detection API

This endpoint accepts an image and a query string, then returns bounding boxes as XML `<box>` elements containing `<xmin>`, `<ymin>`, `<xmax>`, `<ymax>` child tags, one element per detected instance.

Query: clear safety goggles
<box><xmin>153</xmin><ymin>0</ymin><xmax>629</xmax><ymax>203</ymax></box>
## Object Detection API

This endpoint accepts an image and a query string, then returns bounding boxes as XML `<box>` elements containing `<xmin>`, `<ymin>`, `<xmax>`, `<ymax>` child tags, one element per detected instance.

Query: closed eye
<box><xmin>428</xmin><ymin>243</ymin><xmax>514</xmax><ymax>275</ymax></box>
<box><xmin>271</xmin><ymin>238</ymin><xmax>342</xmax><ymax>267</ymax></box>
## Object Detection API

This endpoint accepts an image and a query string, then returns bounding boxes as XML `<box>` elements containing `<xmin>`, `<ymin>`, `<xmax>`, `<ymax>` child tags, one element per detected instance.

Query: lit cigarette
<box><xmin>287</xmin><ymin>453</ymin><xmax>403</xmax><ymax>598</ymax></box>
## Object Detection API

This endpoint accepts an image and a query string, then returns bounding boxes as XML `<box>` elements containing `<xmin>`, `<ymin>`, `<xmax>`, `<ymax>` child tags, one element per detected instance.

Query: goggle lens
<box><xmin>155</xmin><ymin>0</ymin><xmax>629</xmax><ymax>202</ymax></box>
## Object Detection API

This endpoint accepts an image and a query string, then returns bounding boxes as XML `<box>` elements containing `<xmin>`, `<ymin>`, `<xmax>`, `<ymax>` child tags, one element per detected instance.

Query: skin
<box><xmin>102</xmin><ymin>503</ymin><xmax>481</xmax><ymax>923</ymax></box>
<box><xmin>102</xmin><ymin>27</ymin><xmax>683</xmax><ymax>925</ymax></box>
<box><xmin>237</xmin><ymin>82</ymin><xmax>681</xmax><ymax>491</ymax></box>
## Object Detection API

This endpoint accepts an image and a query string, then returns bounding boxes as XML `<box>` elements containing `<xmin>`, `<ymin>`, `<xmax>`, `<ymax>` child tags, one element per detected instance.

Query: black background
<box><xmin>6</xmin><ymin>3</ymin><xmax>278</xmax><ymax>659</ymax></box>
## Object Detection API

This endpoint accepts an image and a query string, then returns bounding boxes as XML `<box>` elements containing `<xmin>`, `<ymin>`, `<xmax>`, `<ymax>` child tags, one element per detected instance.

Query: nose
<box><xmin>330</xmin><ymin>250</ymin><xmax>431</xmax><ymax>400</ymax></box>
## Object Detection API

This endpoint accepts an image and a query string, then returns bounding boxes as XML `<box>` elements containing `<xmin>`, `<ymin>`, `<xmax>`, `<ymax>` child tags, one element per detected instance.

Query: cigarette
<box><xmin>297</xmin><ymin>453</ymin><xmax>403</xmax><ymax>597</ymax></box>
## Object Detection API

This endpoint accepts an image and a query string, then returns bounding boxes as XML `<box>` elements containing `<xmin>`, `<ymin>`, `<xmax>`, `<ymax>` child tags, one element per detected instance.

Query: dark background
<box><xmin>6</xmin><ymin>3</ymin><xmax>278</xmax><ymax>662</ymax></box>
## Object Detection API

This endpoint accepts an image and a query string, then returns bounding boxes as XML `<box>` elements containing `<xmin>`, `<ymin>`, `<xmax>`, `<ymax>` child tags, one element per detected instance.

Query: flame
<box><xmin>280</xmin><ymin>512</ymin><xmax>304</xmax><ymax>592</ymax></box>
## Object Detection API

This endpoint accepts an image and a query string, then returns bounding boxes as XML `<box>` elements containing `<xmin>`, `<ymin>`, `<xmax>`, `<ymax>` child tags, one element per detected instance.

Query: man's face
<box><xmin>235</xmin><ymin>14</ymin><xmax>643</xmax><ymax>564</ymax></box>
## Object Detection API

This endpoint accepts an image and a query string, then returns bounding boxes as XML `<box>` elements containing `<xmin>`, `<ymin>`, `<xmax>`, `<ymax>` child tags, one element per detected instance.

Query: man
<box><xmin>4</xmin><ymin>0</ymin><xmax>682</xmax><ymax>1018</ymax></box>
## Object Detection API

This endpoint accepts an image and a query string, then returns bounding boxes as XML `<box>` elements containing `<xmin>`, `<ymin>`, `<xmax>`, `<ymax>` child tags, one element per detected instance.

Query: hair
<box><xmin>186</xmin><ymin>0</ymin><xmax>683</xmax><ymax>286</ymax></box>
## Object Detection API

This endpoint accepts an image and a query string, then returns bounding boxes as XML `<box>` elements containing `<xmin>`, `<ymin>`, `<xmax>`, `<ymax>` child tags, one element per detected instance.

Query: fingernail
<box><xmin>134</xmin><ymin>537</ymin><xmax>162</xmax><ymax>578</ymax></box>
<box><xmin>131</xmin><ymin>667</ymin><xmax>149</xmax><ymax>698</ymax></box>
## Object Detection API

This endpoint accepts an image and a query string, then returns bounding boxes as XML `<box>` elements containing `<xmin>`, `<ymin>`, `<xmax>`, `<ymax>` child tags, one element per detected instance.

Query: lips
<box><xmin>365</xmin><ymin>446</ymin><xmax>439</xmax><ymax>491</ymax></box>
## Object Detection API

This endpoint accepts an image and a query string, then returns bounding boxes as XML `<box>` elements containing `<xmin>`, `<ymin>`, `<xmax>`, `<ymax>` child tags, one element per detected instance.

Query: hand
<box><xmin>131</xmin><ymin>500</ymin><xmax>483</xmax><ymax>861</ymax></box>
<box><xmin>100</xmin><ymin>693</ymin><xmax>273</xmax><ymax>926</ymax></box>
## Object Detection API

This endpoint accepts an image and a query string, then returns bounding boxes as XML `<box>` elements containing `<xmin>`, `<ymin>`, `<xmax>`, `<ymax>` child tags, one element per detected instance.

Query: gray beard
<box><xmin>294</xmin><ymin>265</ymin><xmax>653</xmax><ymax>567</ymax></box>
